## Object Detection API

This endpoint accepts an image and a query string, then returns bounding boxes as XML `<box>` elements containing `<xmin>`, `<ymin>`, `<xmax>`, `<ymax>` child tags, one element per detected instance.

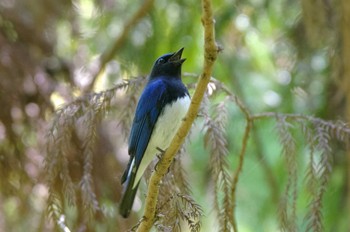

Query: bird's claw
<box><xmin>155</xmin><ymin>147</ymin><xmax>166</xmax><ymax>171</ymax></box>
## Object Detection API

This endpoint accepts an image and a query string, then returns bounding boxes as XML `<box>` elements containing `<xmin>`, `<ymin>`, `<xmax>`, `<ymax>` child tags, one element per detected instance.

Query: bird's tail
<box><xmin>119</xmin><ymin>178</ymin><xmax>140</xmax><ymax>218</ymax></box>
<box><xmin>120</xmin><ymin>157</ymin><xmax>140</xmax><ymax>218</ymax></box>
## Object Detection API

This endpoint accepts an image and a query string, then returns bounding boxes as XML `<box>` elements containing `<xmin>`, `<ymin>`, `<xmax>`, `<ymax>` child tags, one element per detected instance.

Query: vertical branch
<box><xmin>230</xmin><ymin>118</ymin><xmax>252</xmax><ymax>232</ymax></box>
<box><xmin>219</xmin><ymin>76</ymin><xmax>280</xmax><ymax>206</ymax></box>
<box><xmin>135</xmin><ymin>0</ymin><xmax>218</xmax><ymax>231</ymax></box>
<box><xmin>229</xmin><ymin>95</ymin><xmax>252</xmax><ymax>232</ymax></box>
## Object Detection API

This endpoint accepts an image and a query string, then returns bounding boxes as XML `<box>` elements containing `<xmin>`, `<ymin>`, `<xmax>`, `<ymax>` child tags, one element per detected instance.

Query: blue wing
<box><xmin>119</xmin><ymin>83</ymin><xmax>165</xmax><ymax>218</ymax></box>
<box><xmin>121</xmin><ymin>79</ymin><xmax>167</xmax><ymax>183</ymax></box>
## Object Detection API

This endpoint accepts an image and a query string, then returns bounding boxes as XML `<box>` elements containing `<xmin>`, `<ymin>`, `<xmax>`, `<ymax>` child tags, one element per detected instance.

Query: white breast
<box><xmin>133</xmin><ymin>95</ymin><xmax>191</xmax><ymax>188</ymax></box>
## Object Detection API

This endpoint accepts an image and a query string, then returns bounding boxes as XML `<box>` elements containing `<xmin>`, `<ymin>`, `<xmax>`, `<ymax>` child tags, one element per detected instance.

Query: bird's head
<box><xmin>149</xmin><ymin>47</ymin><xmax>186</xmax><ymax>79</ymax></box>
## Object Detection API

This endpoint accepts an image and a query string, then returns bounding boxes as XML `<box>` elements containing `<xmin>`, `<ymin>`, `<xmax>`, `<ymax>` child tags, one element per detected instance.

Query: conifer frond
<box><xmin>302</xmin><ymin>123</ymin><xmax>322</xmax><ymax>232</ymax></box>
<box><xmin>304</xmin><ymin>121</ymin><xmax>333</xmax><ymax>232</ymax></box>
<box><xmin>176</xmin><ymin>193</ymin><xmax>203</xmax><ymax>232</ymax></box>
<box><xmin>297</xmin><ymin>117</ymin><xmax>336</xmax><ymax>232</ymax></box>
<box><xmin>154</xmin><ymin>146</ymin><xmax>202</xmax><ymax>232</ymax></box>
<box><xmin>44</xmin><ymin>79</ymin><xmax>142</xmax><ymax>225</ymax></box>
<box><xmin>312</xmin><ymin>118</ymin><xmax>350</xmax><ymax>143</ymax></box>
<box><xmin>47</xmin><ymin>190</ymin><xmax>63</xmax><ymax>223</ymax></box>
<box><xmin>276</xmin><ymin>116</ymin><xmax>298</xmax><ymax>232</ymax></box>
<box><xmin>61</xmin><ymin>150</ymin><xmax>76</xmax><ymax>206</ymax></box>
<box><xmin>45</xmin><ymin>115</ymin><xmax>77</xmax><ymax>207</ymax></box>
<box><xmin>155</xmin><ymin>192</ymin><xmax>203</xmax><ymax>232</ymax></box>
<box><xmin>80</xmin><ymin>107</ymin><xmax>100</xmax><ymax>216</ymax></box>
<box><xmin>171</xmin><ymin>148</ymin><xmax>191</xmax><ymax>195</ymax></box>
<box><xmin>201</xmin><ymin>78</ymin><xmax>350</xmax><ymax>231</ymax></box>
<box><xmin>247</xmin><ymin>112</ymin><xmax>350</xmax><ymax>231</ymax></box>
<box><xmin>204</xmin><ymin>101</ymin><xmax>233</xmax><ymax>231</ymax></box>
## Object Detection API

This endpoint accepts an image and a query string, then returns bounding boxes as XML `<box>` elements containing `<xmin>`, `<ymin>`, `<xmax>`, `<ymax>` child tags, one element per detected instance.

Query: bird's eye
<box><xmin>158</xmin><ymin>58</ymin><xmax>165</xmax><ymax>64</ymax></box>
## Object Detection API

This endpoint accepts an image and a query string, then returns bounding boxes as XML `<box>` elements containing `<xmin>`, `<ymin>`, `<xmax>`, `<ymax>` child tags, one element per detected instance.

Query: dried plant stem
<box><xmin>135</xmin><ymin>0</ymin><xmax>218</xmax><ymax>231</ymax></box>
<box><xmin>253</xmin><ymin>112</ymin><xmax>350</xmax><ymax>134</ymax></box>
<box><xmin>230</xmin><ymin>113</ymin><xmax>252</xmax><ymax>232</ymax></box>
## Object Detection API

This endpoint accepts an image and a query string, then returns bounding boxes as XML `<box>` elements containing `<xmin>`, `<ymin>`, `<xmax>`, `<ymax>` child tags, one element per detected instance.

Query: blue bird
<box><xmin>119</xmin><ymin>48</ymin><xmax>191</xmax><ymax>218</ymax></box>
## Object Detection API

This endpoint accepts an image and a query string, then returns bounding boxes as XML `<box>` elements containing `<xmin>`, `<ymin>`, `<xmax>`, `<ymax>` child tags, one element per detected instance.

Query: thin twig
<box><xmin>230</xmin><ymin>117</ymin><xmax>252</xmax><ymax>232</ymax></box>
<box><xmin>252</xmin><ymin>112</ymin><xmax>350</xmax><ymax>134</ymax></box>
<box><xmin>135</xmin><ymin>0</ymin><xmax>218</xmax><ymax>231</ymax></box>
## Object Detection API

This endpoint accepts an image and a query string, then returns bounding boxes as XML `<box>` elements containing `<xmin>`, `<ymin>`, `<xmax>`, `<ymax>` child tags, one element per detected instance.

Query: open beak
<box><xmin>169</xmin><ymin>47</ymin><xmax>186</xmax><ymax>64</ymax></box>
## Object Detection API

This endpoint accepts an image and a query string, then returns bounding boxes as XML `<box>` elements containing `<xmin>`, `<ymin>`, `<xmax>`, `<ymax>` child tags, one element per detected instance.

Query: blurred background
<box><xmin>0</xmin><ymin>0</ymin><xmax>349</xmax><ymax>231</ymax></box>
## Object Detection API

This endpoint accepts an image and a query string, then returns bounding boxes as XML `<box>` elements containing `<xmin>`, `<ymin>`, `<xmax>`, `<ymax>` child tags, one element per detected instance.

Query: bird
<box><xmin>119</xmin><ymin>48</ymin><xmax>191</xmax><ymax>218</ymax></box>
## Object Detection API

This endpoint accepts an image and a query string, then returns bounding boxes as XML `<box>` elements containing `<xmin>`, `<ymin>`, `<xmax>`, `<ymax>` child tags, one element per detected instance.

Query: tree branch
<box><xmin>135</xmin><ymin>0</ymin><xmax>218</xmax><ymax>231</ymax></box>
<box><xmin>230</xmin><ymin>112</ymin><xmax>252</xmax><ymax>232</ymax></box>
<box><xmin>85</xmin><ymin>0</ymin><xmax>155</xmax><ymax>92</ymax></box>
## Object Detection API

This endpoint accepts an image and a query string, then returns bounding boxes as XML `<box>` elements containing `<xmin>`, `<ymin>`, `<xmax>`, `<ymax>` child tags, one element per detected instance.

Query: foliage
<box><xmin>44</xmin><ymin>75</ymin><xmax>350</xmax><ymax>231</ymax></box>
<box><xmin>1</xmin><ymin>0</ymin><xmax>350</xmax><ymax>231</ymax></box>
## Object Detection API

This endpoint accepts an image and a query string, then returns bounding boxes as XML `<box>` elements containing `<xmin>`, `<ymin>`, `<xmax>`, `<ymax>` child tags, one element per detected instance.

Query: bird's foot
<box><xmin>155</xmin><ymin>147</ymin><xmax>166</xmax><ymax>171</ymax></box>
<box><xmin>156</xmin><ymin>147</ymin><xmax>165</xmax><ymax>154</ymax></box>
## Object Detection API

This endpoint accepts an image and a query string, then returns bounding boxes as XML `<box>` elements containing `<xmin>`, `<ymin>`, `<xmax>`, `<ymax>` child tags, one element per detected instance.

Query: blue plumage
<box><xmin>119</xmin><ymin>48</ymin><xmax>190</xmax><ymax>218</ymax></box>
